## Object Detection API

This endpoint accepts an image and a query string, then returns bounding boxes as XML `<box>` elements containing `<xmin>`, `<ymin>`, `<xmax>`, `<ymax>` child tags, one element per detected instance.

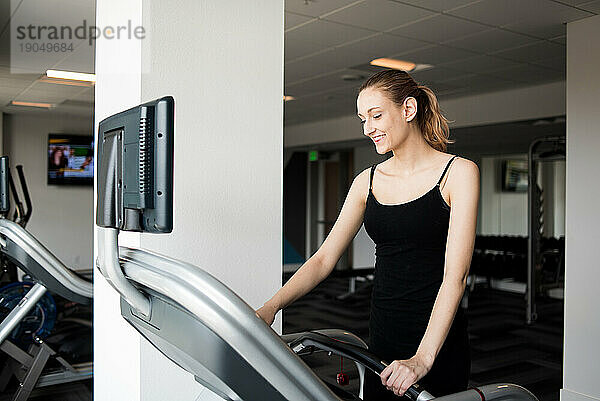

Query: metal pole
<box><xmin>0</xmin><ymin>282</ymin><xmax>47</xmax><ymax>345</ymax></box>
<box><xmin>100</xmin><ymin>228</ymin><xmax>151</xmax><ymax>318</ymax></box>
<box><xmin>527</xmin><ymin>140</ymin><xmax>537</xmax><ymax>325</ymax></box>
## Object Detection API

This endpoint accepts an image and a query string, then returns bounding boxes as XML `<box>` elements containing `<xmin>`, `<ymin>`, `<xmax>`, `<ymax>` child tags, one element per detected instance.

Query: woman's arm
<box><xmin>256</xmin><ymin>168</ymin><xmax>371</xmax><ymax>325</ymax></box>
<box><xmin>381</xmin><ymin>158</ymin><xmax>480</xmax><ymax>396</ymax></box>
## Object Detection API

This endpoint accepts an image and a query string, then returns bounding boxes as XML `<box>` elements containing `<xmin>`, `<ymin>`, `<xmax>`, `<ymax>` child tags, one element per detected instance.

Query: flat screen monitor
<box><xmin>96</xmin><ymin>96</ymin><xmax>174</xmax><ymax>233</ymax></box>
<box><xmin>502</xmin><ymin>160</ymin><xmax>528</xmax><ymax>192</ymax></box>
<box><xmin>48</xmin><ymin>134</ymin><xmax>94</xmax><ymax>185</ymax></box>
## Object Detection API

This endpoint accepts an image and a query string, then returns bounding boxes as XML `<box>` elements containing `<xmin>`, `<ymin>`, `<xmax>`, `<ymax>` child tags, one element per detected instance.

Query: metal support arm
<box><xmin>98</xmin><ymin>228</ymin><xmax>150</xmax><ymax>317</ymax></box>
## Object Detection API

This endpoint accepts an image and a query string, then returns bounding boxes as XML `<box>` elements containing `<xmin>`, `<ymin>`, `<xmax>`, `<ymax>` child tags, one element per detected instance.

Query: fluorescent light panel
<box><xmin>11</xmin><ymin>101</ymin><xmax>54</xmax><ymax>108</ymax></box>
<box><xmin>370</xmin><ymin>58</ymin><xmax>416</xmax><ymax>72</ymax></box>
<box><xmin>39</xmin><ymin>76</ymin><xmax>92</xmax><ymax>87</ymax></box>
<box><xmin>46</xmin><ymin>69</ymin><xmax>96</xmax><ymax>83</ymax></box>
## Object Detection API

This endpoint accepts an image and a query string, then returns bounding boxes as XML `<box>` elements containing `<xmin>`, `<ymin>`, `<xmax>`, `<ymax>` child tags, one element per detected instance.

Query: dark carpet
<box><xmin>283</xmin><ymin>276</ymin><xmax>563</xmax><ymax>401</ymax></box>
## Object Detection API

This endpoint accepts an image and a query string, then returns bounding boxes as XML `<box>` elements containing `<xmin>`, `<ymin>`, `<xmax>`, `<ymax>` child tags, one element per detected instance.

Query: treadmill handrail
<box><xmin>118</xmin><ymin>246</ymin><xmax>343</xmax><ymax>401</ymax></box>
<box><xmin>286</xmin><ymin>332</ymin><xmax>430</xmax><ymax>401</ymax></box>
<box><xmin>0</xmin><ymin>218</ymin><xmax>92</xmax><ymax>299</ymax></box>
<box><xmin>289</xmin><ymin>331</ymin><xmax>385</xmax><ymax>373</ymax></box>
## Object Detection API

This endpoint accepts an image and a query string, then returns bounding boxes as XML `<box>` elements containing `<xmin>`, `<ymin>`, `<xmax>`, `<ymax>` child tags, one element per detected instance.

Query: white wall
<box><xmin>479</xmin><ymin>155</ymin><xmax>528</xmax><ymax>236</ymax></box>
<box><xmin>2</xmin><ymin>112</ymin><xmax>93</xmax><ymax>270</ymax></box>
<box><xmin>94</xmin><ymin>1</ymin><xmax>143</xmax><ymax>400</ymax></box>
<box><xmin>285</xmin><ymin>81</ymin><xmax>565</xmax><ymax>148</ymax></box>
<box><xmin>474</xmin><ymin>155</ymin><xmax>565</xmax><ymax>237</ymax></box>
<box><xmin>138</xmin><ymin>1</ymin><xmax>283</xmax><ymax>400</ymax></box>
<box><xmin>562</xmin><ymin>14</ymin><xmax>600</xmax><ymax>401</ymax></box>
<box><xmin>94</xmin><ymin>1</ymin><xmax>284</xmax><ymax>401</ymax></box>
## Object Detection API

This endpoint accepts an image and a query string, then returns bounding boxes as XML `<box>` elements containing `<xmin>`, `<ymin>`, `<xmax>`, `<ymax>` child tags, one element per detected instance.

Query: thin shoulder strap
<box><xmin>369</xmin><ymin>164</ymin><xmax>377</xmax><ymax>191</ymax></box>
<box><xmin>437</xmin><ymin>156</ymin><xmax>458</xmax><ymax>186</ymax></box>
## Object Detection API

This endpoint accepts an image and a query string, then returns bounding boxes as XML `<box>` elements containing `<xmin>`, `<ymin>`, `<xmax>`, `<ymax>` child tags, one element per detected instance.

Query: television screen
<box><xmin>48</xmin><ymin>134</ymin><xmax>94</xmax><ymax>185</ymax></box>
<box><xmin>502</xmin><ymin>160</ymin><xmax>528</xmax><ymax>192</ymax></box>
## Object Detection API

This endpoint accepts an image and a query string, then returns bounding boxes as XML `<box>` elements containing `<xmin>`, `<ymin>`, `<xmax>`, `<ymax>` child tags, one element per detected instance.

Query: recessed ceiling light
<box><xmin>46</xmin><ymin>69</ymin><xmax>96</xmax><ymax>83</ymax></box>
<box><xmin>412</xmin><ymin>64</ymin><xmax>433</xmax><ymax>72</ymax></box>
<box><xmin>370</xmin><ymin>58</ymin><xmax>416</xmax><ymax>72</ymax></box>
<box><xmin>10</xmin><ymin>100</ymin><xmax>54</xmax><ymax>108</ymax></box>
<box><xmin>284</xmin><ymin>95</ymin><xmax>295</xmax><ymax>102</ymax></box>
<box><xmin>341</xmin><ymin>74</ymin><xmax>364</xmax><ymax>81</ymax></box>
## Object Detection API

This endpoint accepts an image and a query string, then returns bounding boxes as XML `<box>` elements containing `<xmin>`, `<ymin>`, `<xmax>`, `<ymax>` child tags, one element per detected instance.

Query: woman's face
<box><xmin>357</xmin><ymin>87</ymin><xmax>415</xmax><ymax>155</ymax></box>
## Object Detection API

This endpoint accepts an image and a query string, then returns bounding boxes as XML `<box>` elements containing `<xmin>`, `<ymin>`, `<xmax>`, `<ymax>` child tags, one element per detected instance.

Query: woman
<box><xmin>257</xmin><ymin>69</ymin><xmax>479</xmax><ymax>399</ymax></box>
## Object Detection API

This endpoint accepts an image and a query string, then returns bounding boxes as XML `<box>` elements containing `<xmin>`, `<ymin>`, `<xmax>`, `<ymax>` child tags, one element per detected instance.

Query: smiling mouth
<box><xmin>371</xmin><ymin>134</ymin><xmax>385</xmax><ymax>143</ymax></box>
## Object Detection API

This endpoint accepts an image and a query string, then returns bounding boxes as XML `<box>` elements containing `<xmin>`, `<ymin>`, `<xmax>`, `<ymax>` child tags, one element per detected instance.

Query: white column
<box><xmin>93</xmin><ymin>1</ymin><xmax>143</xmax><ymax>400</ymax></box>
<box><xmin>562</xmin><ymin>14</ymin><xmax>600</xmax><ymax>401</ymax></box>
<box><xmin>95</xmin><ymin>1</ymin><xmax>284</xmax><ymax>400</ymax></box>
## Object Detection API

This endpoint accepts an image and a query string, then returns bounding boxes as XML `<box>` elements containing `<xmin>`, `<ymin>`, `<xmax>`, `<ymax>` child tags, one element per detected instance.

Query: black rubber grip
<box><xmin>405</xmin><ymin>383</ymin><xmax>422</xmax><ymax>401</ymax></box>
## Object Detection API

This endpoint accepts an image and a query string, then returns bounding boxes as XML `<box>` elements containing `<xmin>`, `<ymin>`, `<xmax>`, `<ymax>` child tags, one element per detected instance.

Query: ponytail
<box><xmin>416</xmin><ymin>85</ymin><xmax>454</xmax><ymax>152</ymax></box>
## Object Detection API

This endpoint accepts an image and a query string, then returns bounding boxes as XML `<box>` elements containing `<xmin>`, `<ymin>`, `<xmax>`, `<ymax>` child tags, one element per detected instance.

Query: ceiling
<box><xmin>0</xmin><ymin>0</ymin><xmax>95</xmax><ymax>118</ymax></box>
<box><xmin>284</xmin><ymin>0</ymin><xmax>597</xmax><ymax>126</ymax></box>
<box><xmin>0</xmin><ymin>0</ymin><xmax>597</xmax><ymax>125</ymax></box>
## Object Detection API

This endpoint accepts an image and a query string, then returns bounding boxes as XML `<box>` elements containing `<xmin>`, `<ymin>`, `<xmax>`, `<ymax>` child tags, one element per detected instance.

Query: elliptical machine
<box><xmin>0</xmin><ymin>165</ymin><xmax>33</xmax><ymax>286</ymax></box>
<box><xmin>0</xmin><ymin>159</ymin><xmax>93</xmax><ymax>401</ymax></box>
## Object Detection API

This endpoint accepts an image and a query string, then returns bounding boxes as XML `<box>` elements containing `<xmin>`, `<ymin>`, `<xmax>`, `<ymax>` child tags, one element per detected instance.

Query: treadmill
<box><xmin>103</xmin><ymin>96</ymin><xmax>542</xmax><ymax>400</ymax></box>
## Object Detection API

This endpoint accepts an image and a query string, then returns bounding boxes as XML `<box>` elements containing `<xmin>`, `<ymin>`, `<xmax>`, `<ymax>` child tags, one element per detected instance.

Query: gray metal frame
<box><xmin>0</xmin><ymin>219</ymin><xmax>92</xmax><ymax>300</ymax></box>
<box><xmin>0</xmin><ymin>218</ymin><xmax>93</xmax><ymax>400</ymax></box>
<box><xmin>116</xmin><ymin>244</ymin><xmax>342</xmax><ymax>401</ymax></box>
<box><xmin>98</xmin><ymin>228</ymin><xmax>150</xmax><ymax>317</ymax></box>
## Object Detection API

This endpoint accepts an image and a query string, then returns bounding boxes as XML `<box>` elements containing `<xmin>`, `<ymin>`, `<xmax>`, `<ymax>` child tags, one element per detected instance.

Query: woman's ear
<box><xmin>403</xmin><ymin>97</ymin><xmax>418</xmax><ymax>122</ymax></box>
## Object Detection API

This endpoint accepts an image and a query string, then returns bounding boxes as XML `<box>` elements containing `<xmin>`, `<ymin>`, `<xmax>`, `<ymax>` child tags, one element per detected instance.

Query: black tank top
<box><xmin>362</xmin><ymin>155</ymin><xmax>470</xmax><ymax>397</ymax></box>
<box><xmin>364</xmin><ymin>156</ymin><xmax>456</xmax><ymax>310</ymax></box>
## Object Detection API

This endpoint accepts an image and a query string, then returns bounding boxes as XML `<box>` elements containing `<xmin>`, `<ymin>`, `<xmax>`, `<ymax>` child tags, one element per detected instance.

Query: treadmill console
<box><xmin>96</xmin><ymin>97</ymin><xmax>174</xmax><ymax>233</ymax></box>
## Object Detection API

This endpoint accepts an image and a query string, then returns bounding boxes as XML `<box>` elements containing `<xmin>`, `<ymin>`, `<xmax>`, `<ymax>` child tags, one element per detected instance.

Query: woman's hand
<box><xmin>255</xmin><ymin>301</ymin><xmax>279</xmax><ymax>326</ymax></box>
<box><xmin>380</xmin><ymin>354</ymin><xmax>432</xmax><ymax>397</ymax></box>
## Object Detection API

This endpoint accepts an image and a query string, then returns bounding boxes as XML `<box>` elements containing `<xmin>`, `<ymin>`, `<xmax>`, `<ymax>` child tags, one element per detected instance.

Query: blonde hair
<box><xmin>359</xmin><ymin>69</ymin><xmax>454</xmax><ymax>151</ymax></box>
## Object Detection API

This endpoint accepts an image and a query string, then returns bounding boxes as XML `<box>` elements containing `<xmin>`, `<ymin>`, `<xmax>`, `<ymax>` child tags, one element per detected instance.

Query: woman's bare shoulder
<box><xmin>349</xmin><ymin>167</ymin><xmax>374</xmax><ymax>203</ymax></box>
<box><xmin>355</xmin><ymin>166</ymin><xmax>372</xmax><ymax>188</ymax></box>
<box><xmin>451</xmin><ymin>156</ymin><xmax>479</xmax><ymax>174</ymax></box>
<box><xmin>447</xmin><ymin>156</ymin><xmax>479</xmax><ymax>189</ymax></box>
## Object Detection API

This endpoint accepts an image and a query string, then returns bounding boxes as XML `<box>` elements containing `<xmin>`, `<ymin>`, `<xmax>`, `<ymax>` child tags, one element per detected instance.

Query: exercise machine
<box><xmin>526</xmin><ymin>136</ymin><xmax>565</xmax><ymax>324</ymax></box>
<box><xmin>0</xmin><ymin>164</ymin><xmax>33</xmax><ymax>287</ymax></box>
<box><xmin>0</xmin><ymin>158</ymin><xmax>93</xmax><ymax>401</ymax></box>
<box><xmin>94</xmin><ymin>96</ymin><xmax>540</xmax><ymax>400</ymax></box>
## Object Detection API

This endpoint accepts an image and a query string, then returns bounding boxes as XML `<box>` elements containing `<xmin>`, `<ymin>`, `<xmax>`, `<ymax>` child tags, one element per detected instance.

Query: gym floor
<box><xmin>284</xmin><ymin>276</ymin><xmax>563</xmax><ymax>401</ymax></box>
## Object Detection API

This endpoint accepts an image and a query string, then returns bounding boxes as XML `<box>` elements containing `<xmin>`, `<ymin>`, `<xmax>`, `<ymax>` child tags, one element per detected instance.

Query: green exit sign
<box><xmin>309</xmin><ymin>150</ymin><xmax>318</xmax><ymax>162</ymax></box>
